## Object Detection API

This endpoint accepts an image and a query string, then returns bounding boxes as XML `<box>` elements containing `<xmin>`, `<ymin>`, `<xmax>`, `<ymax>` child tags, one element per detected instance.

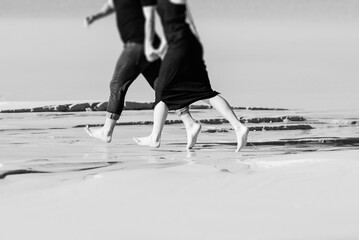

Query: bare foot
<box><xmin>84</xmin><ymin>125</ymin><xmax>112</xmax><ymax>143</ymax></box>
<box><xmin>235</xmin><ymin>126</ymin><xmax>249</xmax><ymax>152</ymax></box>
<box><xmin>133</xmin><ymin>136</ymin><xmax>160</xmax><ymax>148</ymax></box>
<box><xmin>186</xmin><ymin>122</ymin><xmax>202</xmax><ymax>149</ymax></box>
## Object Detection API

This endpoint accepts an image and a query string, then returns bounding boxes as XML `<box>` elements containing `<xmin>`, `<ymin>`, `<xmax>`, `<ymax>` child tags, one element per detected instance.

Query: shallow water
<box><xmin>0</xmin><ymin>108</ymin><xmax>358</xmax><ymax>179</ymax></box>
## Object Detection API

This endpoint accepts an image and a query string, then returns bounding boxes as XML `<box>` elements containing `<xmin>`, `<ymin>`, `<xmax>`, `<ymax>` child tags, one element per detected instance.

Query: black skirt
<box><xmin>154</xmin><ymin>29</ymin><xmax>219</xmax><ymax>110</ymax></box>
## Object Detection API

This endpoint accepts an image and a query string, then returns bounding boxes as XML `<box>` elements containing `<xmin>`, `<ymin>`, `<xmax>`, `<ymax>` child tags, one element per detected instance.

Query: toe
<box><xmin>84</xmin><ymin>126</ymin><xmax>93</xmax><ymax>137</ymax></box>
<box><xmin>133</xmin><ymin>137</ymin><xmax>140</xmax><ymax>144</ymax></box>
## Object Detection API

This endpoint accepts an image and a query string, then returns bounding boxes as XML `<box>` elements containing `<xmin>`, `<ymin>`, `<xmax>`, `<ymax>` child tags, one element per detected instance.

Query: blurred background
<box><xmin>1</xmin><ymin>0</ymin><xmax>358</xmax><ymax>110</ymax></box>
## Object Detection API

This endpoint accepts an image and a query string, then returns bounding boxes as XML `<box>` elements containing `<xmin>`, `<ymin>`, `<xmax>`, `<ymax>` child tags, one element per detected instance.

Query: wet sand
<box><xmin>0</xmin><ymin>102</ymin><xmax>359</xmax><ymax>239</ymax></box>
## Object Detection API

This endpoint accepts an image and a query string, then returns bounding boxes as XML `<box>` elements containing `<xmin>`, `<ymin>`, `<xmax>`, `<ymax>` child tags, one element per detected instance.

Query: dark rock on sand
<box><xmin>56</xmin><ymin>105</ymin><xmax>69</xmax><ymax>112</ymax></box>
<box><xmin>68</xmin><ymin>103</ymin><xmax>91</xmax><ymax>112</ymax></box>
<box><xmin>0</xmin><ymin>109</ymin><xmax>32</xmax><ymax>113</ymax></box>
<box><xmin>93</xmin><ymin>102</ymin><xmax>108</xmax><ymax>111</ymax></box>
<box><xmin>0</xmin><ymin>102</ymin><xmax>294</xmax><ymax>113</ymax></box>
<box><xmin>31</xmin><ymin>105</ymin><xmax>64</xmax><ymax>112</ymax></box>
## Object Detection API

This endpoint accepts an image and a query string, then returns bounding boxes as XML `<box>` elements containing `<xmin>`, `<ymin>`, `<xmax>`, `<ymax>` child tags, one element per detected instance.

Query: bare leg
<box><xmin>85</xmin><ymin>42</ymin><xmax>147</xmax><ymax>143</ymax></box>
<box><xmin>177</xmin><ymin>107</ymin><xmax>202</xmax><ymax>149</ymax></box>
<box><xmin>133</xmin><ymin>101</ymin><xmax>168</xmax><ymax>148</ymax></box>
<box><xmin>203</xmin><ymin>95</ymin><xmax>249</xmax><ymax>152</ymax></box>
<box><xmin>85</xmin><ymin>116</ymin><xmax>116</xmax><ymax>143</ymax></box>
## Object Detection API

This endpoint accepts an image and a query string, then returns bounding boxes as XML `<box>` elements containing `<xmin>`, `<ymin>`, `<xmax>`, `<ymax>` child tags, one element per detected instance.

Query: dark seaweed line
<box><xmin>203</xmin><ymin>125</ymin><xmax>313</xmax><ymax>133</ymax></box>
<box><xmin>168</xmin><ymin>138</ymin><xmax>359</xmax><ymax>147</ymax></box>
<box><xmin>201</xmin><ymin>116</ymin><xmax>306</xmax><ymax>124</ymax></box>
<box><xmin>0</xmin><ymin>169</ymin><xmax>50</xmax><ymax>180</ymax></box>
<box><xmin>251</xmin><ymin>138</ymin><xmax>359</xmax><ymax>146</ymax></box>
<box><xmin>0</xmin><ymin>127</ymin><xmax>66</xmax><ymax>132</ymax></box>
<box><xmin>249</xmin><ymin>124</ymin><xmax>314</xmax><ymax>131</ymax></box>
<box><xmin>307</xmin><ymin>120</ymin><xmax>359</xmax><ymax>125</ymax></box>
<box><xmin>0</xmin><ymin>162</ymin><xmax>120</xmax><ymax>180</ymax></box>
<box><xmin>225</xmin><ymin>138</ymin><xmax>359</xmax><ymax>146</ymax></box>
<box><xmin>74</xmin><ymin>116</ymin><xmax>307</xmax><ymax>128</ymax></box>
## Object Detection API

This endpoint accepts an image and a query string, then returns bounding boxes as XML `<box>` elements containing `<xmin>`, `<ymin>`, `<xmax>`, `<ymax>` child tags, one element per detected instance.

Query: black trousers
<box><xmin>106</xmin><ymin>42</ymin><xmax>161</xmax><ymax>120</ymax></box>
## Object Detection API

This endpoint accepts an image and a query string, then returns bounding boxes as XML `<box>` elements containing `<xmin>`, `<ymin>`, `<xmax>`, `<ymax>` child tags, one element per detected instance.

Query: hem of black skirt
<box><xmin>154</xmin><ymin>91</ymin><xmax>219</xmax><ymax>111</ymax></box>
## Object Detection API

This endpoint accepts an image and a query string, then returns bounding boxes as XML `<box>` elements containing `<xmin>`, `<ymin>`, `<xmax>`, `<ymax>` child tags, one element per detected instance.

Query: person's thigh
<box><xmin>110</xmin><ymin>43</ymin><xmax>143</xmax><ymax>87</ymax></box>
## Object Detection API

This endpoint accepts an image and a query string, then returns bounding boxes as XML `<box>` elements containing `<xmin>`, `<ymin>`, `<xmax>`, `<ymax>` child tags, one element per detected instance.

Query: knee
<box><xmin>109</xmin><ymin>76</ymin><xmax>130</xmax><ymax>94</ymax></box>
<box><xmin>109</xmin><ymin>80</ymin><xmax>120</xmax><ymax>94</ymax></box>
<box><xmin>110</xmin><ymin>63</ymin><xmax>131</xmax><ymax>90</ymax></box>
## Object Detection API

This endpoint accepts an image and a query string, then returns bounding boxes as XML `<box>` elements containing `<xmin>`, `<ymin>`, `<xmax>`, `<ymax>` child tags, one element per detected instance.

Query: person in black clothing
<box><xmin>134</xmin><ymin>0</ymin><xmax>249</xmax><ymax>152</ymax></box>
<box><xmin>84</xmin><ymin>0</ymin><xmax>198</xmax><ymax>147</ymax></box>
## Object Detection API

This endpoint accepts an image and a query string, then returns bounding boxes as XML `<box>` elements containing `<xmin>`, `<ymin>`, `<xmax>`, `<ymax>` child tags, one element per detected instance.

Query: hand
<box><xmin>156</xmin><ymin>42</ymin><xmax>168</xmax><ymax>60</ymax></box>
<box><xmin>145</xmin><ymin>45</ymin><xmax>160</xmax><ymax>62</ymax></box>
<box><xmin>84</xmin><ymin>16</ymin><xmax>95</xmax><ymax>28</ymax></box>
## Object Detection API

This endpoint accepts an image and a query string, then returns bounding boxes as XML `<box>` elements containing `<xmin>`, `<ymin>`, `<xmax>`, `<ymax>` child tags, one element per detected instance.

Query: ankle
<box><xmin>149</xmin><ymin>133</ymin><xmax>161</xmax><ymax>142</ymax></box>
<box><xmin>100</xmin><ymin>127</ymin><xmax>111</xmax><ymax>135</ymax></box>
<box><xmin>234</xmin><ymin>124</ymin><xmax>247</xmax><ymax>132</ymax></box>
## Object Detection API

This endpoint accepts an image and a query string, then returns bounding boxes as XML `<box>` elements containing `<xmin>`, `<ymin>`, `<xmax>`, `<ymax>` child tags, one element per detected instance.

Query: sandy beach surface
<box><xmin>1</xmin><ymin>102</ymin><xmax>359</xmax><ymax>240</ymax></box>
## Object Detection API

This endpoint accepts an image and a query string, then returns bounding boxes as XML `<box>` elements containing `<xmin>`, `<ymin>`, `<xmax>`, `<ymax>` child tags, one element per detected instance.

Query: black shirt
<box><xmin>113</xmin><ymin>0</ymin><xmax>157</xmax><ymax>44</ymax></box>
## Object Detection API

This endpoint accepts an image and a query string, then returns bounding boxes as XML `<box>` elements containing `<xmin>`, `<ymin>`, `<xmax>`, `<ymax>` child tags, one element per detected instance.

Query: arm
<box><xmin>185</xmin><ymin>1</ymin><xmax>201</xmax><ymax>41</ymax></box>
<box><xmin>157</xmin><ymin>36</ymin><xmax>168</xmax><ymax>60</ymax></box>
<box><xmin>84</xmin><ymin>0</ymin><xmax>115</xmax><ymax>27</ymax></box>
<box><xmin>143</xmin><ymin>6</ymin><xmax>160</xmax><ymax>62</ymax></box>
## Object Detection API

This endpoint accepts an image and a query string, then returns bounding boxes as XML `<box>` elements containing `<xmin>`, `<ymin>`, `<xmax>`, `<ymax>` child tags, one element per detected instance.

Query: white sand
<box><xmin>1</xmin><ymin>102</ymin><xmax>358</xmax><ymax>239</ymax></box>
<box><xmin>1</xmin><ymin>150</ymin><xmax>359</xmax><ymax>240</ymax></box>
